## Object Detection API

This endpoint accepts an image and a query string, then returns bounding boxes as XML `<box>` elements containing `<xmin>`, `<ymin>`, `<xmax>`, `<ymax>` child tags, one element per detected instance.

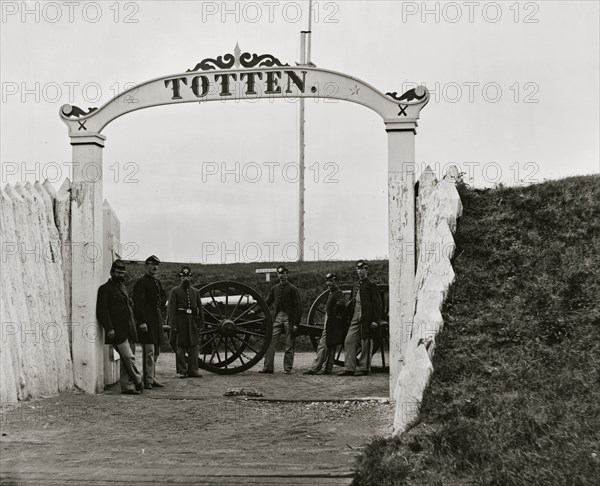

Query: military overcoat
<box><xmin>167</xmin><ymin>284</ymin><xmax>204</xmax><ymax>348</ymax></box>
<box><xmin>132</xmin><ymin>274</ymin><xmax>167</xmax><ymax>345</ymax></box>
<box><xmin>325</xmin><ymin>287</ymin><xmax>347</xmax><ymax>346</ymax></box>
<box><xmin>96</xmin><ymin>279</ymin><xmax>138</xmax><ymax>345</ymax></box>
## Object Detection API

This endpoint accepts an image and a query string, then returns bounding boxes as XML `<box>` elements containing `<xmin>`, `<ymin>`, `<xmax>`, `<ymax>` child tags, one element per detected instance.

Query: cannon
<box><xmin>169</xmin><ymin>280</ymin><xmax>388</xmax><ymax>374</ymax></box>
<box><xmin>193</xmin><ymin>281</ymin><xmax>273</xmax><ymax>374</ymax></box>
<box><xmin>299</xmin><ymin>284</ymin><xmax>390</xmax><ymax>372</ymax></box>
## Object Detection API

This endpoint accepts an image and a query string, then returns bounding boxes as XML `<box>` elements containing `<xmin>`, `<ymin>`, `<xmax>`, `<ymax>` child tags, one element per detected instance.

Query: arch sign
<box><xmin>60</xmin><ymin>44</ymin><xmax>430</xmax><ymax>398</ymax></box>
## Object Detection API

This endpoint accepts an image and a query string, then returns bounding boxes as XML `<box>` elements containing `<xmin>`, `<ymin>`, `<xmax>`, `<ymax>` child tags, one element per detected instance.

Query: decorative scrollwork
<box><xmin>386</xmin><ymin>87</ymin><xmax>427</xmax><ymax>103</ymax></box>
<box><xmin>239</xmin><ymin>52</ymin><xmax>289</xmax><ymax>68</ymax></box>
<box><xmin>186</xmin><ymin>43</ymin><xmax>288</xmax><ymax>72</ymax></box>
<box><xmin>186</xmin><ymin>54</ymin><xmax>235</xmax><ymax>72</ymax></box>
<box><xmin>385</xmin><ymin>86</ymin><xmax>427</xmax><ymax>101</ymax></box>
<box><xmin>61</xmin><ymin>105</ymin><xmax>98</xmax><ymax>118</ymax></box>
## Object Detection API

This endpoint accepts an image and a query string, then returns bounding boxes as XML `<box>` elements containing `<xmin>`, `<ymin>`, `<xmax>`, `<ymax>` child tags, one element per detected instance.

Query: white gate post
<box><xmin>70</xmin><ymin>133</ymin><xmax>106</xmax><ymax>393</ymax></box>
<box><xmin>386</xmin><ymin>121</ymin><xmax>417</xmax><ymax>399</ymax></box>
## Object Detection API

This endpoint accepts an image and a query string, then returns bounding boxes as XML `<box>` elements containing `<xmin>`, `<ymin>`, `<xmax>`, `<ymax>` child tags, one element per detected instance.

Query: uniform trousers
<box><xmin>263</xmin><ymin>311</ymin><xmax>295</xmax><ymax>372</ymax></box>
<box><xmin>343</xmin><ymin>317</ymin><xmax>371</xmax><ymax>373</ymax></box>
<box><xmin>141</xmin><ymin>343</ymin><xmax>160</xmax><ymax>386</ymax></box>
<box><xmin>176</xmin><ymin>345</ymin><xmax>199</xmax><ymax>376</ymax></box>
<box><xmin>114</xmin><ymin>340</ymin><xmax>142</xmax><ymax>392</ymax></box>
<box><xmin>309</xmin><ymin>327</ymin><xmax>336</xmax><ymax>373</ymax></box>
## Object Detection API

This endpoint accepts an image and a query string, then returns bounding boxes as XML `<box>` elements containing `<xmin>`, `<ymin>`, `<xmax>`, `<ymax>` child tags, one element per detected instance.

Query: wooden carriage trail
<box><xmin>0</xmin><ymin>352</ymin><xmax>392</xmax><ymax>485</ymax></box>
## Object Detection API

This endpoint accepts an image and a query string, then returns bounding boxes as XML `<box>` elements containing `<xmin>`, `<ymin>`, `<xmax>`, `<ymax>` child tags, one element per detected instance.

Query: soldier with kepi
<box><xmin>259</xmin><ymin>265</ymin><xmax>302</xmax><ymax>374</ymax></box>
<box><xmin>338</xmin><ymin>260</ymin><xmax>381</xmax><ymax>376</ymax></box>
<box><xmin>167</xmin><ymin>266</ymin><xmax>204</xmax><ymax>378</ymax></box>
<box><xmin>304</xmin><ymin>272</ymin><xmax>346</xmax><ymax>375</ymax></box>
<box><xmin>96</xmin><ymin>259</ymin><xmax>144</xmax><ymax>395</ymax></box>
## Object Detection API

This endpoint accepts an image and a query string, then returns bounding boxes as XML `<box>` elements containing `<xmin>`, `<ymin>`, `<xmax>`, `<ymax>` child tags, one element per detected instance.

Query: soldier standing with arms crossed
<box><xmin>133</xmin><ymin>255</ymin><xmax>167</xmax><ymax>389</ymax></box>
<box><xmin>339</xmin><ymin>260</ymin><xmax>381</xmax><ymax>376</ymax></box>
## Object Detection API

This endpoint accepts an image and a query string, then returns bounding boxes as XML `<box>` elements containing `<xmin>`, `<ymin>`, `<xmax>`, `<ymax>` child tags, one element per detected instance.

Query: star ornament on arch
<box><xmin>123</xmin><ymin>94</ymin><xmax>139</xmax><ymax>104</ymax></box>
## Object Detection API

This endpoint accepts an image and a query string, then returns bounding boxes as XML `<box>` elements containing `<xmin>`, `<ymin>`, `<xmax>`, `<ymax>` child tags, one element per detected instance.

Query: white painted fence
<box><xmin>102</xmin><ymin>199</ymin><xmax>121</xmax><ymax>384</ymax></box>
<box><xmin>393</xmin><ymin>166</ymin><xmax>463</xmax><ymax>434</ymax></box>
<box><xmin>1</xmin><ymin>179</ymin><xmax>122</xmax><ymax>402</ymax></box>
<box><xmin>0</xmin><ymin>181</ymin><xmax>73</xmax><ymax>402</ymax></box>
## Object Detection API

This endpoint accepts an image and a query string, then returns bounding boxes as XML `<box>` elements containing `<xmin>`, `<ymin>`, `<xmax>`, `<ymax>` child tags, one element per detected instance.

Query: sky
<box><xmin>1</xmin><ymin>0</ymin><xmax>599</xmax><ymax>264</ymax></box>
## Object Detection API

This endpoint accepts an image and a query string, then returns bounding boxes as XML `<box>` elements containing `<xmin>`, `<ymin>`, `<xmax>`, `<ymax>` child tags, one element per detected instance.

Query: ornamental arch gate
<box><xmin>60</xmin><ymin>46</ymin><xmax>430</xmax><ymax>398</ymax></box>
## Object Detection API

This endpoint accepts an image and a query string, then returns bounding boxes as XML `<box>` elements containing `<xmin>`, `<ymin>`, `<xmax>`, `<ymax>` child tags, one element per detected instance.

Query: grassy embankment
<box><xmin>354</xmin><ymin>175</ymin><xmax>600</xmax><ymax>485</ymax></box>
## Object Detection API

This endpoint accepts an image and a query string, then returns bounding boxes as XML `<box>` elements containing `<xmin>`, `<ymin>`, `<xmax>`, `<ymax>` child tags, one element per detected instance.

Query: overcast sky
<box><xmin>2</xmin><ymin>1</ymin><xmax>598</xmax><ymax>264</ymax></box>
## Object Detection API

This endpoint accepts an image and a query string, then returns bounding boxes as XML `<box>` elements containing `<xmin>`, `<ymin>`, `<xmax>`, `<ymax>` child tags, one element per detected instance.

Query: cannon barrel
<box><xmin>200</xmin><ymin>295</ymin><xmax>255</xmax><ymax>306</ymax></box>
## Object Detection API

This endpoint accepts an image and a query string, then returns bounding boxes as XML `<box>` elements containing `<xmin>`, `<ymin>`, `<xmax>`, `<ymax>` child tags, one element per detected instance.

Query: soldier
<box><xmin>303</xmin><ymin>273</ymin><xmax>346</xmax><ymax>375</ymax></box>
<box><xmin>338</xmin><ymin>260</ymin><xmax>381</xmax><ymax>376</ymax></box>
<box><xmin>133</xmin><ymin>255</ymin><xmax>167</xmax><ymax>389</ymax></box>
<box><xmin>259</xmin><ymin>265</ymin><xmax>302</xmax><ymax>374</ymax></box>
<box><xmin>96</xmin><ymin>259</ymin><xmax>144</xmax><ymax>395</ymax></box>
<box><xmin>167</xmin><ymin>266</ymin><xmax>203</xmax><ymax>378</ymax></box>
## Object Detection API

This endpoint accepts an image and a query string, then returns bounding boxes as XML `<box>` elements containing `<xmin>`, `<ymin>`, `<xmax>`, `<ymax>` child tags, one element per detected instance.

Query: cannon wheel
<box><xmin>306</xmin><ymin>284</ymin><xmax>389</xmax><ymax>372</ymax></box>
<box><xmin>196</xmin><ymin>281</ymin><xmax>272</xmax><ymax>374</ymax></box>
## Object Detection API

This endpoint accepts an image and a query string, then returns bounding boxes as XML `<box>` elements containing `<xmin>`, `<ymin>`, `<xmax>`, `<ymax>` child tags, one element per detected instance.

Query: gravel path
<box><xmin>1</xmin><ymin>352</ymin><xmax>393</xmax><ymax>485</ymax></box>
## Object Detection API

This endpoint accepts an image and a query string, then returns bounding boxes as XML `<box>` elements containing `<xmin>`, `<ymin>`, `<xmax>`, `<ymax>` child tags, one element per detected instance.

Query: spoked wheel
<box><xmin>368</xmin><ymin>320</ymin><xmax>389</xmax><ymax>373</ymax></box>
<box><xmin>306</xmin><ymin>284</ymin><xmax>389</xmax><ymax>372</ymax></box>
<box><xmin>196</xmin><ymin>281</ymin><xmax>272</xmax><ymax>374</ymax></box>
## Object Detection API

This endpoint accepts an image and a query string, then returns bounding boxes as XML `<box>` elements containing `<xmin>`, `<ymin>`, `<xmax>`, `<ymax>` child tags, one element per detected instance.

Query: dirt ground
<box><xmin>1</xmin><ymin>351</ymin><xmax>393</xmax><ymax>485</ymax></box>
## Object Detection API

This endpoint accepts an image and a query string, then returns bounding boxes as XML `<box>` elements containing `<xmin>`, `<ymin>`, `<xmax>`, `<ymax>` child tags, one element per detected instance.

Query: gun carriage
<box><xmin>176</xmin><ymin>281</ymin><xmax>389</xmax><ymax>374</ymax></box>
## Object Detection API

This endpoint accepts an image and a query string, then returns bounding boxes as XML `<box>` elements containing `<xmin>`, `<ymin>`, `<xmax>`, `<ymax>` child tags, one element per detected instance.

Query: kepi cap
<box><xmin>325</xmin><ymin>272</ymin><xmax>338</xmax><ymax>280</ymax></box>
<box><xmin>276</xmin><ymin>265</ymin><xmax>289</xmax><ymax>274</ymax></box>
<box><xmin>111</xmin><ymin>259</ymin><xmax>127</xmax><ymax>272</ymax></box>
<box><xmin>179</xmin><ymin>266</ymin><xmax>192</xmax><ymax>277</ymax></box>
<box><xmin>356</xmin><ymin>260</ymin><xmax>368</xmax><ymax>269</ymax></box>
<box><xmin>145</xmin><ymin>255</ymin><xmax>161</xmax><ymax>264</ymax></box>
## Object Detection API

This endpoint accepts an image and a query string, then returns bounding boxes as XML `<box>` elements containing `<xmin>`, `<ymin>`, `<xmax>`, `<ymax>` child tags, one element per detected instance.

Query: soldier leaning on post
<box><xmin>167</xmin><ymin>266</ymin><xmax>204</xmax><ymax>379</ymax></box>
<box><xmin>259</xmin><ymin>265</ymin><xmax>302</xmax><ymax>374</ymax></box>
<box><xmin>132</xmin><ymin>255</ymin><xmax>167</xmax><ymax>389</ymax></box>
<box><xmin>96</xmin><ymin>259</ymin><xmax>144</xmax><ymax>395</ymax></box>
<box><xmin>303</xmin><ymin>273</ymin><xmax>346</xmax><ymax>375</ymax></box>
<box><xmin>339</xmin><ymin>260</ymin><xmax>382</xmax><ymax>376</ymax></box>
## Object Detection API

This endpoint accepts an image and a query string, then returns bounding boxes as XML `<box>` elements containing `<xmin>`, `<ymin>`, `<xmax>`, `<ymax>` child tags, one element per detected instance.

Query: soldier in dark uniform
<box><xmin>96</xmin><ymin>259</ymin><xmax>144</xmax><ymax>395</ymax></box>
<box><xmin>167</xmin><ymin>266</ymin><xmax>204</xmax><ymax>378</ymax></box>
<box><xmin>339</xmin><ymin>260</ymin><xmax>382</xmax><ymax>376</ymax></box>
<box><xmin>304</xmin><ymin>273</ymin><xmax>346</xmax><ymax>375</ymax></box>
<box><xmin>259</xmin><ymin>265</ymin><xmax>302</xmax><ymax>374</ymax></box>
<box><xmin>132</xmin><ymin>255</ymin><xmax>167</xmax><ymax>389</ymax></box>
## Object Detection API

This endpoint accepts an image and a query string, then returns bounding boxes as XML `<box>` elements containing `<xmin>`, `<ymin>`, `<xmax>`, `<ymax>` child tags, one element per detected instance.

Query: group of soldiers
<box><xmin>261</xmin><ymin>260</ymin><xmax>382</xmax><ymax>377</ymax></box>
<box><xmin>96</xmin><ymin>256</ymin><xmax>381</xmax><ymax>395</ymax></box>
<box><xmin>96</xmin><ymin>255</ymin><xmax>203</xmax><ymax>395</ymax></box>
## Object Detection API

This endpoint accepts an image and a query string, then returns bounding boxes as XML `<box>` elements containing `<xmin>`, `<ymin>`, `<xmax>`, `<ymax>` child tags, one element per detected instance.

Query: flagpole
<box><xmin>306</xmin><ymin>0</ymin><xmax>312</xmax><ymax>64</ymax></box>
<box><xmin>298</xmin><ymin>0</ymin><xmax>312</xmax><ymax>262</ymax></box>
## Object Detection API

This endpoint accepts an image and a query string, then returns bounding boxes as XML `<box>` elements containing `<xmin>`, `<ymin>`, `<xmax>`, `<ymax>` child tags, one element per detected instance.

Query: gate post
<box><xmin>386</xmin><ymin>121</ymin><xmax>417</xmax><ymax>399</ymax></box>
<box><xmin>69</xmin><ymin>133</ymin><xmax>106</xmax><ymax>393</ymax></box>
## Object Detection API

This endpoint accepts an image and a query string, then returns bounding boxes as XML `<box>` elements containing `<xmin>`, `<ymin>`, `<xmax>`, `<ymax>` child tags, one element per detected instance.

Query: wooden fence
<box><xmin>1</xmin><ymin>181</ymin><xmax>73</xmax><ymax>402</ymax></box>
<box><xmin>1</xmin><ymin>179</ymin><xmax>121</xmax><ymax>403</ymax></box>
<box><xmin>394</xmin><ymin>166</ymin><xmax>463</xmax><ymax>434</ymax></box>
